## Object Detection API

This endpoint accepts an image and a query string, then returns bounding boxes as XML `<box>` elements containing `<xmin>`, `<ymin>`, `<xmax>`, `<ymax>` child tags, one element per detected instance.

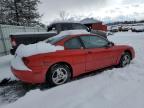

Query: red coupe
<box><xmin>11</xmin><ymin>33</ymin><xmax>135</xmax><ymax>86</ymax></box>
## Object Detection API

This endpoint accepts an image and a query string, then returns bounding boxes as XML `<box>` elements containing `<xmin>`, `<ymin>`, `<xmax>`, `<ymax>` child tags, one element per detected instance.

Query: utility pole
<box><xmin>13</xmin><ymin>0</ymin><xmax>19</xmax><ymax>25</ymax></box>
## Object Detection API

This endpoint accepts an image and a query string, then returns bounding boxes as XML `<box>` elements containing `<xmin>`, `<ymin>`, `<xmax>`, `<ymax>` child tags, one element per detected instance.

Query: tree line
<box><xmin>0</xmin><ymin>0</ymin><xmax>42</xmax><ymax>26</ymax></box>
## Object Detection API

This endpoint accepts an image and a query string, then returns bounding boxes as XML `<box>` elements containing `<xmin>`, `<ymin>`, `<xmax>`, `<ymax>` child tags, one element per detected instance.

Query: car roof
<box><xmin>49</xmin><ymin>22</ymin><xmax>83</xmax><ymax>26</ymax></box>
<box><xmin>45</xmin><ymin>30</ymin><xmax>91</xmax><ymax>44</ymax></box>
<box><xmin>64</xmin><ymin>32</ymin><xmax>109</xmax><ymax>42</ymax></box>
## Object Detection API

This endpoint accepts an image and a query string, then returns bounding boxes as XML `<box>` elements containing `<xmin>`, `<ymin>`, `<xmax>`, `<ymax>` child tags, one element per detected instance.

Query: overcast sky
<box><xmin>38</xmin><ymin>0</ymin><xmax>144</xmax><ymax>24</ymax></box>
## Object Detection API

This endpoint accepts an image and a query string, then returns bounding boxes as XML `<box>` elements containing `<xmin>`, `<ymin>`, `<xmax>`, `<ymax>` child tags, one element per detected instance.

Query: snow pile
<box><xmin>16</xmin><ymin>42</ymin><xmax>64</xmax><ymax>57</ymax></box>
<box><xmin>11</xmin><ymin>56</ymin><xmax>31</xmax><ymax>71</ymax></box>
<box><xmin>0</xmin><ymin>55</ymin><xmax>17</xmax><ymax>82</ymax></box>
<box><xmin>11</xmin><ymin>42</ymin><xmax>63</xmax><ymax>71</ymax></box>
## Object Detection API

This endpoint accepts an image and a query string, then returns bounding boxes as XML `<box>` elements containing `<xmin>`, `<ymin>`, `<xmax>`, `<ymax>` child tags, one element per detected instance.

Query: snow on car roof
<box><xmin>54</xmin><ymin>29</ymin><xmax>90</xmax><ymax>37</ymax></box>
<box><xmin>80</xmin><ymin>18</ymin><xmax>101</xmax><ymax>24</ymax></box>
<box><xmin>49</xmin><ymin>21</ymin><xmax>79</xmax><ymax>25</ymax></box>
<box><xmin>45</xmin><ymin>30</ymin><xmax>90</xmax><ymax>42</ymax></box>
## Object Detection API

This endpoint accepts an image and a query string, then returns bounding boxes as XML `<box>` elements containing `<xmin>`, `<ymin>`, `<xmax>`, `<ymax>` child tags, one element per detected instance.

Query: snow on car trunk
<box><xmin>11</xmin><ymin>56</ymin><xmax>32</xmax><ymax>71</ymax></box>
<box><xmin>11</xmin><ymin>42</ymin><xmax>64</xmax><ymax>71</ymax></box>
<box><xmin>11</xmin><ymin>31</ymin><xmax>76</xmax><ymax>71</ymax></box>
<box><xmin>15</xmin><ymin>42</ymin><xmax>64</xmax><ymax>57</ymax></box>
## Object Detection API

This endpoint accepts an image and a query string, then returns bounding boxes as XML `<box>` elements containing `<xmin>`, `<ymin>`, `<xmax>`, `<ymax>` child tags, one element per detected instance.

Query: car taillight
<box><xmin>11</xmin><ymin>37</ymin><xmax>16</xmax><ymax>47</ymax></box>
<box><xmin>22</xmin><ymin>57</ymin><xmax>30</xmax><ymax>65</ymax></box>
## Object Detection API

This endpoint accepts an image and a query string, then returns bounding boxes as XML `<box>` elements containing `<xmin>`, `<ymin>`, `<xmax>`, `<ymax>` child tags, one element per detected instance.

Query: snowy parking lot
<box><xmin>0</xmin><ymin>32</ymin><xmax>144</xmax><ymax>108</ymax></box>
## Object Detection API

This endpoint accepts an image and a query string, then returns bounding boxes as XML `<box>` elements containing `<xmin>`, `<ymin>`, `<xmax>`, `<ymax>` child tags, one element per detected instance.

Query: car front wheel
<box><xmin>119</xmin><ymin>52</ymin><xmax>131</xmax><ymax>67</ymax></box>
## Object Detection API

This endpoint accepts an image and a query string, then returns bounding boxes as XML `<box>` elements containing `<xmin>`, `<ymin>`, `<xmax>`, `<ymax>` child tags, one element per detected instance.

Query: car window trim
<box><xmin>64</xmin><ymin>37</ymin><xmax>84</xmax><ymax>50</ymax></box>
<box><xmin>79</xmin><ymin>35</ymin><xmax>109</xmax><ymax>49</ymax></box>
<box><xmin>77</xmin><ymin>37</ymin><xmax>86</xmax><ymax>49</ymax></box>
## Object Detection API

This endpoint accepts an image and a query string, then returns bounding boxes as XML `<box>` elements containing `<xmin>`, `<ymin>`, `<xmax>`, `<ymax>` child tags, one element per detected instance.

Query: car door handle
<box><xmin>87</xmin><ymin>51</ymin><xmax>93</xmax><ymax>54</ymax></box>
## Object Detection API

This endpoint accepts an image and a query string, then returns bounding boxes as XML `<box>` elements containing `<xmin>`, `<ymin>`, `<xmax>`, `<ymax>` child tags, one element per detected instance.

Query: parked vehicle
<box><xmin>10</xmin><ymin>32</ymin><xmax>56</xmax><ymax>55</ymax></box>
<box><xmin>10</xmin><ymin>22</ymin><xmax>107</xmax><ymax>55</ymax></box>
<box><xmin>119</xmin><ymin>26</ymin><xmax>129</xmax><ymax>32</ymax></box>
<box><xmin>11</xmin><ymin>30</ymin><xmax>135</xmax><ymax>86</ymax></box>
<box><xmin>110</xmin><ymin>26</ymin><xmax>119</xmax><ymax>32</ymax></box>
<box><xmin>131</xmin><ymin>26</ymin><xmax>144</xmax><ymax>32</ymax></box>
<box><xmin>49</xmin><ymin>22</ymin><xmax>107</xmax><ymax>37</ymax></box>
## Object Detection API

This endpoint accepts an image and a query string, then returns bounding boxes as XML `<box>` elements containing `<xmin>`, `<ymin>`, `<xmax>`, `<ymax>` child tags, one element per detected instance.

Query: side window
<box><xmin>61</xmin><ymin>24</ymin><xmax>73</xmax><ymax>31</ymax></box>
<box><xmin>47</xmin><ymin>24</ymin><xmax>56</xmax><ymax>31</ymax></box>
<box><xmin>72</xmin><ymin>23</ymin><xmax>87</xmax><ymax>30</ymax></box>
<box><xmin>65</xmin><ymin>38</ymin><xmax>82</xmax><ymax>49</ymax></box>
<box><xmin>80</xmin><ymin>36</ymin><xmax>108</xmax><ymax>48</ymax></box>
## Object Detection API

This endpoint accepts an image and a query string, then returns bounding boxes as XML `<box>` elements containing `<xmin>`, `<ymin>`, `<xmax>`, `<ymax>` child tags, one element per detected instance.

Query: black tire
<box><xmin>118</xmin><ymin>52</ymin><xmax>131</xmax><ymax>67</ymax></box>
<box><xmin>46</xmin><ymin>64</ymin><xmax>71</xmax><ymax>86</ymax></box>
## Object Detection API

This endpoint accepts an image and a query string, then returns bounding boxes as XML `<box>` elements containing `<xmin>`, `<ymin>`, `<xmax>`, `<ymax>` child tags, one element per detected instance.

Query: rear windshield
<box><xmin>45</xmin><ymin>35</ymin><xmax>68</xmax><ymax>44</ymax></box>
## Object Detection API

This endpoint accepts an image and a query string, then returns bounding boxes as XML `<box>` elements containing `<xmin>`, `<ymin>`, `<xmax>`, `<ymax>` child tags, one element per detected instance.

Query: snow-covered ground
<box><xmin>1</xmin><ymin>32</ymin><xmax>144</xmax><ymax>108</ymax></box>
<box><xmin>0</xmin><ymin>55</ymin><xmax>17</xmax><ymax>82</ymax></box>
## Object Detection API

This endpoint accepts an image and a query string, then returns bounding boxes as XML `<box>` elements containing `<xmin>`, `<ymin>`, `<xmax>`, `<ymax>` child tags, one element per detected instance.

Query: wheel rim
<box><xmin>52</xmin><ymin>68</ymin><xmax>68</xmax><ymax>85</ymax></box>
<box><xmin>122</xmin><ymin>54</ymin><xmax>131</xmax><ymax>67</ymax></box>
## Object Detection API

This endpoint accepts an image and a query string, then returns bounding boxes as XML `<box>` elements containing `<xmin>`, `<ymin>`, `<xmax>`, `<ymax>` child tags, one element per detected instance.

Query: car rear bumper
<box><xmin>11</xmin><ymin>67</ymin><xmax>45</xmax><ymax>84</ymax></box>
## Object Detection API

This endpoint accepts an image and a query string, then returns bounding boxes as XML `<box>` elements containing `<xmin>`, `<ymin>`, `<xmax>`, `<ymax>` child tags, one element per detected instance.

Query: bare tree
<box><xmin>58</xmin><ymin>11</ymin><xmax>84</xmax><ymax>22</ymax></box>
<box><xmin>59</xmin><ymin>10</ymin><xmax>70</xmax><ymax>21</ymax></box>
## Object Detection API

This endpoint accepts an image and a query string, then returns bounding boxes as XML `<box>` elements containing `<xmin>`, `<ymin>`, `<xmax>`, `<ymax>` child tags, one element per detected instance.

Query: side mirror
<box><xmin>80</xmin><ymin>47</ymin><xmax>84</xmax><ymax>50</ymax></box>
<box><xmin>106</xmin><ymin>32</ymin><xmax>113</xmax><ymax>36</ymax></box>
<box><xmin>106</xmin><ymin>41</ymin><xmax>114</xmax><ymax>48</ymax></box>
<box><xmin>110</xmin><ymin>42</ymin><xmax>114</xmax><ymax>46</ymax></box>
<box><xmin>87</xmin><ymin>27</ymin><xmax>91</xmax><ymax>32</ymax></box>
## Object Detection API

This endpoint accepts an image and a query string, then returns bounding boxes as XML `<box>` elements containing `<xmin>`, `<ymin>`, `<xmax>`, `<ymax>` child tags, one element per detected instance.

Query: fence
<box><xmin>0</xmin><ymin>24</ymin><xmax>46</xmax><ymax>57</ymax></box>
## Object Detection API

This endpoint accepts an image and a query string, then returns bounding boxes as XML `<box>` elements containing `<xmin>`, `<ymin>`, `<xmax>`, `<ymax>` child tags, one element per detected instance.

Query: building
<box><xmin>80</xmin><ymin>18</ymin><xmax>107</xmax><ymax>31</ymax></box>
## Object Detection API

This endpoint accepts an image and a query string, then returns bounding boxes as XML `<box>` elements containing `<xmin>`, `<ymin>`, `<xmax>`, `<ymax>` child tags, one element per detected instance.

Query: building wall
<box><xmin>92</xmin><ymin>23</ymin><xmax>107</xmax><ymax>31</ymax></box>
<box><xmin>0</xmin><ymin>24</ymin><xmax>46</xmax><ymax>57</ymax></box>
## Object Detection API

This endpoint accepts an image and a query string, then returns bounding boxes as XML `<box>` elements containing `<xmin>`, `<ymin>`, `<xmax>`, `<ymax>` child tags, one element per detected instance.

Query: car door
<box><xmin>64</xmin><ymin>37</ymin><xmax>87</xmax><ymax>76</ymax></box>
<box><xmin>80</xmin><ymin>35</ymin><xmax>118</xmax><ymax>72</ymax></box>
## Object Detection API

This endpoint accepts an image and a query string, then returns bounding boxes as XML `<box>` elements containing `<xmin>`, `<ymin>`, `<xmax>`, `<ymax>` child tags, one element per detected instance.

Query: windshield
<box><xmin>44</xmin><ymin>30</ymin><xmax>90</xmax><ymax>44</ymax></box>
<box><xmin>44</xmin><ymin>35</ymin><xmax>68</xmax><ymax>44</ymax></box>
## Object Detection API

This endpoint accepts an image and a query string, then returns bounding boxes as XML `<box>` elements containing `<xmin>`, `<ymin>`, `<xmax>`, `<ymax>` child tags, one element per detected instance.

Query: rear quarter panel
<box><xmin>28</xmin><ymin>49</ymin><xmax>86</xmax><ymax>78</ymax></box>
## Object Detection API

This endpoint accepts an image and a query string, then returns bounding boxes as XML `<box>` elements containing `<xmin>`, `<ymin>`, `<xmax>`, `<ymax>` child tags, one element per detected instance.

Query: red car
<box><xmin>11</xmin><ymin>33</ymin><xmax>135</xmax><ymax>86</ymax></box>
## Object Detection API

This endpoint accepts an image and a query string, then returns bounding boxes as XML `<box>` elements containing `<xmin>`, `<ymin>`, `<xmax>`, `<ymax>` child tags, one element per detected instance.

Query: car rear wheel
<box><xmin>119</xmin><ymin>52</ymin><xmax>131</xmax><ymax>67</ymax></box>
<box><xmin>46</xmin><ymin>64</ymin><xmax>71</xmax><ymax>86</ymax></box>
